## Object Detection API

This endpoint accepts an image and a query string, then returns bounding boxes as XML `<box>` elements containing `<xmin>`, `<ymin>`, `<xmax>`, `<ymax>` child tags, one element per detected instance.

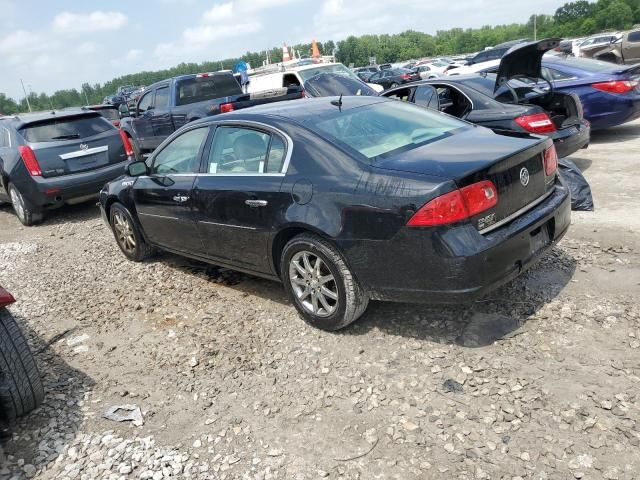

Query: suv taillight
<box><xmin>543</xmin><ymin>144</ymin><xmax>558</xmax><ymax>176</ymax></box>
<box><xmin>515</xmin><ymin>113</ymin><xmax>557</xmax><ymax>134</ymax></box>
<box><xmin>400</xmin><ymin>73</ymin><xmax>411</xmax><ymax>80</ymax></box>
<box><xmin>407</xmin><ymin>180</ymin><xmax>498</xmax><ymax>227</ymax></box>
<box><xmin>18</xmin><ymin>145</ymin><xmax>42</xmax><ymax>176</ymax></box>
<box><xmin>119</xmin><ymin>129</ymin><xmax>134</xmax><ymax>158</ymax></box>
<box><xmin>591</xmin><ymin>80</ymin><xmax>638</xmax><ymax>94</ymax></box>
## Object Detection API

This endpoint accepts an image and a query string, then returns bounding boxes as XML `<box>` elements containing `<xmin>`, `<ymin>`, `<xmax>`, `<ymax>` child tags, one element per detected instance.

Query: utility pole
<box><xmin>20</xmin><ymin>79</ymin><xmax>32</xmax><ymax>112</ymax></box>
<box><xmin>534</xmin><ymin>16</ymin><xmax>537</xmax><ymax>41</ymax></box>
<box><xmin>83</xmin><ymin>87</ymin><xmax>90</xmax><ymax>106</ymax></box>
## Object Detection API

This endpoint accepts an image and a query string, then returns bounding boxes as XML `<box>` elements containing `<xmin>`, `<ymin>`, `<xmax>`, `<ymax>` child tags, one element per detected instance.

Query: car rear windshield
<box><xmin>311</xmin><ymin>101</ymin><xmax>468</xmax><ymax>160</ymax></box>
<box><xmin>19</xmin><ymin>115</ymin><xmax>113</xmax><ymax>143</ymax></box>
<box><xmin>175</xmin><ymin>75</ymin><xmax>242</xmax><ymax>106</ymax></box>
<box><xmin>297</xmin><ymin>65</ymin><xmax>362</xmax><ymax>84</ymax></box>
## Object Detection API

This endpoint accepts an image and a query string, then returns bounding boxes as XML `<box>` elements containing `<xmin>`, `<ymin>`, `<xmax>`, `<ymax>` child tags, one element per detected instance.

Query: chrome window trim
<box><xmin>479</xmin><ymin>189</ymin><xmax>554</xmax><ymax>235</ymax></box>
<box><xmin>60</xmin><ymin>145</ymin><xmax>108</xmax><ymax>160</ymax></box>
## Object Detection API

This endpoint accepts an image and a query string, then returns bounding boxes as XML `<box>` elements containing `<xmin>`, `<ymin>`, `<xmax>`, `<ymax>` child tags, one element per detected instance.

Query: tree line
<box><xmin>1</xmin><ymin>0</ymin><xmax>638</xmax><ymax>115</ymax></box>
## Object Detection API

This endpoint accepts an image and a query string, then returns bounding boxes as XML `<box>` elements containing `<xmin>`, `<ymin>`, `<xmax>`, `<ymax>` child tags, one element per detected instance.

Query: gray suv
<box><xmin>0</xmin><ymin>110</ymin><xmax>133</xmax><ymax>225</ymax></box>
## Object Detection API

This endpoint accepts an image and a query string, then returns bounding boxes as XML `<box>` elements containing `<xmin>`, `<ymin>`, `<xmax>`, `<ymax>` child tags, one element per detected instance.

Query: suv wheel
<box><xmin>8</xmin><ymin>184</ymin><xmax>42</xmax><ymax>226</ymax></box>
<box><xmin>281</xmin><ymin>234</ymin><xmax>369</xmax><ymax>331</ymax></box>
<box><xmin>109</xmin><ymin>203</ymin><xmax>154</xmax><ymax>261</ymax></box>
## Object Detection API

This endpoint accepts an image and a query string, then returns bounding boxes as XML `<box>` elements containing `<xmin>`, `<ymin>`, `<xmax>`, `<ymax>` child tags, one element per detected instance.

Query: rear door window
<box><xmin>207</xmin><ymin>126</ymin><xmax>271</xmax><ymax>174</ymax></box>
<box><xmin>20</xmin><ymin>115</ymin><xmax>113</xmax><ymax>143</ymax></box>
<box><xmin>628</xmin><ymin>30</ymin><xmax>640</xmax><ymax>42</ymax></box>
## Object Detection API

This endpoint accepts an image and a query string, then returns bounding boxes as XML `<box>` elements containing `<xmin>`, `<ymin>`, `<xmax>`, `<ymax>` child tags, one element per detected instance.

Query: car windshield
<box><xmin>20</xmin><ymin>115</ymin><xmax>113</xmax><ymax>143</ymax></box>
<box><xmin>310</xmin><ymin>100</ymin><xmax>468</xmax><ymax>160</ymax></box>
<box><xmin>297</xmin><ymin>65</ymin><xmax>362</xmax><ymax>83</ymax></box>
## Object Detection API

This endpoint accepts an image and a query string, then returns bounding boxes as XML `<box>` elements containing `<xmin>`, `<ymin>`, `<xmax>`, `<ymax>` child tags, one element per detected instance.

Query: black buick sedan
<box><xmin>99</xmin><ymin>97</ymin><xmax>571</xmax><ymax>330</ymax></box>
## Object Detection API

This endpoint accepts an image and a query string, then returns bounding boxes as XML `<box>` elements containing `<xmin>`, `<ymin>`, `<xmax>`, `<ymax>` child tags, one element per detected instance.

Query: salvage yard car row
<box><xmin>0</xmin><ymin>37</ymin><xmax>635</xmax><ymax>337</ymax></box>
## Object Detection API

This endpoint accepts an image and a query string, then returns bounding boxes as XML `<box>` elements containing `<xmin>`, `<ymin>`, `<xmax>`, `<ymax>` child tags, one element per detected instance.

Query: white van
<box><xmin>247</xmin><ymin>62</ymin><xmax>384</xmax><ymax>94</ymax></box>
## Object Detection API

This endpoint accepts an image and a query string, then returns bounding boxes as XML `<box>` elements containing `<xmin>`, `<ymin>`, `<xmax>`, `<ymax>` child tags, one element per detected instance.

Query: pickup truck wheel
<box><xmin>109</xmin><ymin>203</ymin><xmax>155</xmax><ymax>262</ymax></box>
<box><xmin>0</xmin><ymin>307</ymin><xmax>45</xmax><ymax>422</ymax></box>
<box><xmin>281</xmin><ymin>234</ymin><xmax>369</xmax><ymax>331</ymax></box>
<box><xmin>8</xmin><ymin>184</ymin><xmax>43</xmax><ymax>227</ymax></box>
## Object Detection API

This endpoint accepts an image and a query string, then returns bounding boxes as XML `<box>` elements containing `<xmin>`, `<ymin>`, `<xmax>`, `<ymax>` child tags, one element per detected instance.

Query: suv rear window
<box><xmin>175</xmin><ymin>75</ymin><xmax>242</xmax><ymax>106</ymax></box>
<box><xmin>20</xmin><ymin>115</ymin><xmax>113</xmax><ymax>143</ymax></box>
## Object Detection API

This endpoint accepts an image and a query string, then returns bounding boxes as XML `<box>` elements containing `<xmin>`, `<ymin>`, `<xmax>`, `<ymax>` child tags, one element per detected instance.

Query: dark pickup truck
<box><xmin>120</xmin><ymin>72</ymin><xmax>304</xmax><ymax>158</ymax></box>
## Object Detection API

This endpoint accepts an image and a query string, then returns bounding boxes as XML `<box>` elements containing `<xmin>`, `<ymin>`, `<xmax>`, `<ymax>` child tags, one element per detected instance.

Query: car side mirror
<box><xmin>127</xmin><ymin>161</ymin><xmax>148</xmax><ymax>177</ymax></box>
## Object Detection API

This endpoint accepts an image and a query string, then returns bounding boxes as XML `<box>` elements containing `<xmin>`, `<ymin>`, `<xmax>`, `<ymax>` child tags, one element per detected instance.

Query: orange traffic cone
<box><xmin>311</xmin><ymin>39</ymin><xmax>321</xmax><ymax>59</ymax></box>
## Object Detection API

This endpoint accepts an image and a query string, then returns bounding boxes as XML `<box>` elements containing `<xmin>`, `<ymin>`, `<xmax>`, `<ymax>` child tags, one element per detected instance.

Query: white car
<box><xmin>446</xmin><ymin>59</ymin><xmax>500</xmax><ymax>76</ymax></box>
<box><xmin>248</xmin><ymin>62</ymin><xmax>384</xmax><ymax>94</ymax></box>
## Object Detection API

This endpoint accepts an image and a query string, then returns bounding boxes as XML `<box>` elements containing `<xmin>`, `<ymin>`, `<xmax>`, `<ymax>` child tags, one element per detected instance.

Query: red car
<box><xmin>0</xmin><ymin>286</ymin><xmax>44</xmax><ymax>422</ymax></box>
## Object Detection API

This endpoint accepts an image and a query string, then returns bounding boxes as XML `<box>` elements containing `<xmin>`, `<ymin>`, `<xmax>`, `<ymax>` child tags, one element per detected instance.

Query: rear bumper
<box><xmin>358</xmin><ymin>181</ymin><xmax>571</xmax><ymax>303</ymax></box>
<box><xmin>552</xmin><ymin>120</ymin><xmax>590</xmax><ymax>158</ymax></box>
<box><xmin>21</xmin><ymin>161</ymin><xmax>129</xmax><ymax>210</ymax></box>
<box><xmin>585</xmin><ymin>94</ymin><xmax>640</xmax><ymax>130</ymax></box>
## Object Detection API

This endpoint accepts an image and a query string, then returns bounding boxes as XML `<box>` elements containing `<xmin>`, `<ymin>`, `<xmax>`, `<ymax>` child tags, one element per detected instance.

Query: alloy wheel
<box><xmin>288</xmin><ymin>251</ymin><xmax>338</xmax><ymax>317</ymax></box>
<box><xmin>9</xmin><ymin>188</ymin><xmax>25</xmax><ymax>222</ymax></box>
<box><xmin>113</xmin><ymin>211</ymin><xmax>136</xmax><ymax>254</ymax></box>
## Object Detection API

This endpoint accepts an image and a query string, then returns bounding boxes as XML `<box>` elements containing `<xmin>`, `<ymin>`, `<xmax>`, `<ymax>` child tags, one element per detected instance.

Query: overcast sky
<box><xmin>0</xmin><ymin>0</ymin><xmax>569</xmax><ymax>99</ymax></box>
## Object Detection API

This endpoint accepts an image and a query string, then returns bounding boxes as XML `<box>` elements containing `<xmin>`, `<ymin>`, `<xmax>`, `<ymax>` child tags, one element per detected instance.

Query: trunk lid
<box><xmin>374</xmin><ymin>126</ymin><xmax>553</xmax><ymax>230</ymax></box>
<box><xmin>19</xmin><ymin>114</ymin><xmax>126</xmax><ymax>178</ymax></box>
<box><xmin>495</xmin><ymin>38</ymin><xmax>561</xmax><ymax>93</ymax></box>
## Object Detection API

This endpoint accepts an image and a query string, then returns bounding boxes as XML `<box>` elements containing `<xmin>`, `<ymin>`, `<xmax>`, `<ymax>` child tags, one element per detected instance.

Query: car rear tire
<box><xmin>281</xmin><ymin>234</ymin><xmax>369</xmax><ymax>331</ymax></box>
<box><xmin>8</xmin><ymin>184</ymin><xmax>43</xmax><ymax>227</ymax></box>
<box><xmin>109</xmin><ymin>203</ymin><xmax>154</xmax><ymax>262</ymax></box>
<box><xmin>390</xmin><ymin>82</ymin><xmax>399</xmax><ymax>88</ymax></box>
<box><xmin>0</xmin><ymin>307</ymin><xmax>45</xmax><ymax>423</ymax></box>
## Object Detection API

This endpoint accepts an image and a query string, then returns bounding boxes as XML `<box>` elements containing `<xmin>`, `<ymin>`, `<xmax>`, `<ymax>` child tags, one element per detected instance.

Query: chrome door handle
<box><xmin>173</xmin><ymin>195</ymin><xmax>189</xmax><ymax>203</ymax></box>
<box><xmin>245</xmin><ymin>199</ymin><xmax>268</xmax><ymax>207</ymax></box>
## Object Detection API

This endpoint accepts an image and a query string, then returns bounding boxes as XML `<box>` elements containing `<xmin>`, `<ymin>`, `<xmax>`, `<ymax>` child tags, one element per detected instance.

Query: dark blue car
<box><xmin>541</xmin><ymin>56</ymin><xmax>640</xmax><ymax>130</ymax></box>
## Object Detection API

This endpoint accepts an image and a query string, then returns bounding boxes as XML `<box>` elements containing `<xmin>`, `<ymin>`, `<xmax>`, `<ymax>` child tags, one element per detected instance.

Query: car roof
<box><xmin>192</xmin><ymin>96</ymin><xmax>390</xmax><ymax>126</ymax></box>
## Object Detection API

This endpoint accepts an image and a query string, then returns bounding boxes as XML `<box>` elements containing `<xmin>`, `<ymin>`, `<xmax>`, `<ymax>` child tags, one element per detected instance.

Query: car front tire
<box><xmin>109</xmin><ymin>203</ymin><xmax>154</xmax><ymax>262</ymax></box>
<box><xmin>281</xmin><ymin>233</ymin><xmax>369</xmax><ymax>331</ymax></box>
<box><xmin>8</xmin><ymin>184</ymin><xmax>42</xmax><ymax>226</ymax></box>
<box><xmin>390</xmin><ymin>82</ymin><xmax>399</xmax><ymax>88</ymax></box>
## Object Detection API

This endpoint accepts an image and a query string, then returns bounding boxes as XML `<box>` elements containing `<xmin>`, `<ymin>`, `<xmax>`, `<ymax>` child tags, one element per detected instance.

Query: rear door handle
<box><xmin>245</xmin><ymin>199</ymin><xmax>268</xmax><ymax>207</ymax></box>
<box><xmin>173</xmin><ymin>195</ymin><xmax>189</xmax><ymax>203</ymax></box>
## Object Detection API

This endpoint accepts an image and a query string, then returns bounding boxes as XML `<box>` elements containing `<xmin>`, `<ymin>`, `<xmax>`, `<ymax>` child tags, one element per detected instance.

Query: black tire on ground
<box><xmin>0</xmin><ymin>307</ymin><xmax>44</xmax><ymax>423</ymax></box>
<box><xmin>280</xmin><ymin>233</ymin><xmax>369</xmax><ymax>331</ymax></box>
<box><xmin>8</xmin><ymin>183</ymin><xmax>43</xmax><ymax>227</ymax></box>
<box><xmin>109</xmin><ymin>203</ymin><xmax>155</xmax><ymax>262</ymax></box>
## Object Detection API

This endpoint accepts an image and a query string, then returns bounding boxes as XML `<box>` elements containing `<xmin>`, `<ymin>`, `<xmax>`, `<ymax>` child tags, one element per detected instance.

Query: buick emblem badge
<box><xmin>520</xmin><ymin>167</ymin><xmax>530</xmax><ymax>187</ymax></box>
<box><xmin>80</xmin><ymin>143</ymin><xmax>89</xmax><ymax>151</ymax></box>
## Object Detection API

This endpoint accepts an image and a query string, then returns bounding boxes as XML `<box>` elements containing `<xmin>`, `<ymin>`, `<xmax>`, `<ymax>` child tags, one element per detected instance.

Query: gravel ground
<box><xmin>0</xmin><ymin>121</ymin><xmax>639</xmax><ymax>479</ymax></box>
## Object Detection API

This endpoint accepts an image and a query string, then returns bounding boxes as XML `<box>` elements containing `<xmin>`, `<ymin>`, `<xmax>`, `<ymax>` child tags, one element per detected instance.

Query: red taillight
<box><xmin>407</xmin><ymin>180</ymin><xmax>498</xmax><ymax>227</ymax></box>
<box><xmin>514</xmin><ymin>113</ymin><xmax>557</xmax><ymax>134</ymax></box>
<box><xmin>591</xmin><ymin>80</ymin><xmax>638</xmax><ymax>94</ymax></box>
<box><xmin>220</xmin><ymin>103</ymin><xmax>235</xmax><ymax>113</ymax></box>
<box><xmin>119</xmin><ymin>129</ymin><xmax>134</xmax><ymax>158</ymax></box>
<box><xmin>18</xmin><ymin>145</ymin><xmax>42</xmax><ymax>176</ymax></box>
<box><xmin>0</xmin><ymin>287</ymin><xmax>15</xmax><ymax>307</ymax></box>
<box><xmin>400</xmin><ymin>74</ymin><xmax>411</xmax><ymax>80</ymax></box>
<box><xmin>543</xmin><ymin>144</ymin><xmax>558</xmax><ymax>176</ymax></box>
